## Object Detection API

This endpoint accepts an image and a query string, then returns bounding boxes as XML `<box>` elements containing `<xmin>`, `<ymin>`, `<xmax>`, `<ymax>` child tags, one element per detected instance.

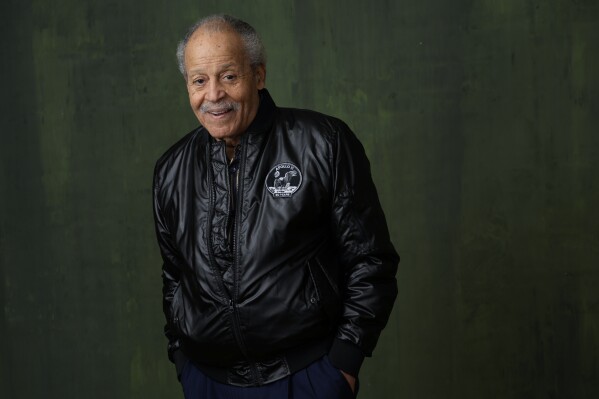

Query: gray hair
<box><xmin>176</xmin><ymin>14</ymin><xmax>266</xmax><ymax>78</ymax></box>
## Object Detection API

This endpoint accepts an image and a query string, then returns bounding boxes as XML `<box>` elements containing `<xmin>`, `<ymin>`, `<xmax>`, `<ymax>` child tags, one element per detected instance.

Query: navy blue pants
<box><xmin>180</xmin><ymin>355</ymin><xmax>356</xmax><ymax>399</ymax></box>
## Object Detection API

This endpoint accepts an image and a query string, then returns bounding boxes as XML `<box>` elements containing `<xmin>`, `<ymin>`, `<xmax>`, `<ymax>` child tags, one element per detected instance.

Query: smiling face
<box><xmin>184</xmin><ymin>27</ymin><xmax>266</xmax><ymax>145</ymax></box>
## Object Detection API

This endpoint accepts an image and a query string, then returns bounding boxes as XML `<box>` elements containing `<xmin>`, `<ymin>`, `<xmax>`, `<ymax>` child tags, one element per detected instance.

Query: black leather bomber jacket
<box><xmin>153</xmin><ymin>89</ymin><xmax>399</xmax><ymax>387</ymax></box>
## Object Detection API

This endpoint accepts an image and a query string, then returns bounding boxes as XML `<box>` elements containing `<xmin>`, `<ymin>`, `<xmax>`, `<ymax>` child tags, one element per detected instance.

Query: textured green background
<box><xmin>1</xmin><ymin>0</ymin><xmax>598</xmax><ymax>398</ymax></box>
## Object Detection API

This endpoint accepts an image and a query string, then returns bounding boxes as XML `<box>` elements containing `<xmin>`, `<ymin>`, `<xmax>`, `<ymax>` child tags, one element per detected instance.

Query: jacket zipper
<box><xmin>228</xmin><ymin>139</ymin><xmax>260</xmax><ymax>383</ymax></box>
<box><xmin>206</xmin><ymin>142</ymin><xmax>254</xmax><ymax>378</ymax></box>
<box><xmin>226</xmin><ymin>151</ymin><xmax>238</xmax><ymax>251</ymax></box>
<box><xmin>205</xmin><ymin>144</ymin><xmax>231</xmax><ymax>301</ymax></box>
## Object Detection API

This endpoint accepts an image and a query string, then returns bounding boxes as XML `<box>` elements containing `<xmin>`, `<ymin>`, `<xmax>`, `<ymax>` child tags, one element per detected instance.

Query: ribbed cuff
<box><xmin>328</xmin><ymin>338</ymin><xmax>364</xmax><ymax>377</ymax></box>
<box><xmin>172</xmin><ymin>350</ymin><xmax>189</xmax><ymax>381</ymax></box>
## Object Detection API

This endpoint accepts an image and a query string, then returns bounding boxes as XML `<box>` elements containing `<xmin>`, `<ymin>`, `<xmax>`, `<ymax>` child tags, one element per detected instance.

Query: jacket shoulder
<box><xmin>153</xmin><ymin>127</ymin><xmax>206</xmax><ymax>187</ymax></box>
<box><xmin>277</xmin><ymin>107</ymin><xmax>351</xmax><ymax>136</ymax></box>
<box><xmin>275</xmin><ymin>107</ymin><xmax>359</xmax><ymax>154</ymax></box>
<box><xmin>155</xmin><ymin>127</ymin><xmax>202</xmax><ymax>170</ymax></box>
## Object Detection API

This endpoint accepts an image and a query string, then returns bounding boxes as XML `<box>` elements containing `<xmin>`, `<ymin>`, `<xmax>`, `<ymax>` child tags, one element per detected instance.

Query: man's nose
<box><xmin>205</xmin><ymin>79</ymin><xmax>225</xmax><ymax>102</ymax></box>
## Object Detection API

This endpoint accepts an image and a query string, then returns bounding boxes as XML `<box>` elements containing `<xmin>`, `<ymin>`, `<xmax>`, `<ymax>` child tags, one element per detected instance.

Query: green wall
<box><xmin>1</xmin><ymin>1</ymin><xmax>598</xmax><ymax>398</ymax></box>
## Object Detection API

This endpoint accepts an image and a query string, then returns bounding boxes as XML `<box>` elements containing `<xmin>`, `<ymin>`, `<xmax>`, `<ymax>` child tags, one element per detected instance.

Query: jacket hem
<box><xmin>185</xmin><ymin>337</ymin><xmax>332</xmax><ymax>386</ymax></box>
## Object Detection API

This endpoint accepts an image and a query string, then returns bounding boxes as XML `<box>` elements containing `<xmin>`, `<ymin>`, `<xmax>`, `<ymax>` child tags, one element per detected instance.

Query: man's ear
<box><xmin>255</xmin><ymin>64</ymin><xmax>266</xmax><ymax>89</ymax></box>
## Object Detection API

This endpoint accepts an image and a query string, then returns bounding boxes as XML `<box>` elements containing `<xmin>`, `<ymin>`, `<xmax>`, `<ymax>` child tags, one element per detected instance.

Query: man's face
<box><xmin>184</xmin><ymin>28</ymin><xmax>265</xmax><ymax>143</ymax></box>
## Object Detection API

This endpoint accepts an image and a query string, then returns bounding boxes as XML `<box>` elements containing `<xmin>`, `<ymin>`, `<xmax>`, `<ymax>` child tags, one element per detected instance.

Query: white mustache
<box><xmin>201</xmin><ymin>101</ymin><xmax>240</xmax><ymax>114</ymax></box>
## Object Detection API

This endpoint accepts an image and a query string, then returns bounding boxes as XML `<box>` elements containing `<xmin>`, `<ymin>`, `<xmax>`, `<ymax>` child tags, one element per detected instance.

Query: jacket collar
<box><xmin>244</xmin><ymin>88</ymin><xmax>276</xmax><ymax>138</ymax></box>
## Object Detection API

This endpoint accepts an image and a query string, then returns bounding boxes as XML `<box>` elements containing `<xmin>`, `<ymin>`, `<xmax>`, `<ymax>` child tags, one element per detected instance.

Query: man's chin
<box><xmin>205</xmin><ymin>127</ymin><xmax>242</xmax><ymax>143</ymax></box>
<box><xmin>201</xmin><ymin>122</ymin><xmax>231</xmax><ymax>136</ymax></box>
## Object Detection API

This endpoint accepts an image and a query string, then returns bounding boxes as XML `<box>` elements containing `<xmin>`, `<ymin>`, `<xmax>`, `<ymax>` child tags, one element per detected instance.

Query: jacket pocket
<box><xmin>170</xmin><ymin>284</ymin><xmax>184</xmax><ymax>334</ymax></box>
<box><xmin>307</xmin><ymin>261</ymin><xmax>322</xmax><ymax>304</ymax></box>
<box><xmin>308</xmin><ymin>259</ymin><xmax>342</xmax><ymax>327</ymax></box>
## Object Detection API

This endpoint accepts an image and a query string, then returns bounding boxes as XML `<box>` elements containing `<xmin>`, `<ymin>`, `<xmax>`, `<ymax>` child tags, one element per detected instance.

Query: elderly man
<box><xmin>153</xmin><ymin>14</ymin><xmax>399</xmax><ymax>399</ymax></box>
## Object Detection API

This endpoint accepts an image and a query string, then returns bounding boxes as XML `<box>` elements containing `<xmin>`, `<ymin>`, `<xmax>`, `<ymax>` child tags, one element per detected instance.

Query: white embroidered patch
<box><xmin>265</xmin><ymin>163</ymin><xmax>303</xmax><ymax>198</ymax></box>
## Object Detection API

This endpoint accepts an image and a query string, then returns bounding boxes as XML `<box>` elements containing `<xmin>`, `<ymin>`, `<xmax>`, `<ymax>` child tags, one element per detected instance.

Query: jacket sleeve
<box><xmin>327</xmin><ymin>121</ymin><xmax>399</xmax><ymax>377</ymax></box>
<box><xmin>152</xmin><ymin>164</ymin><xmax>188</xmax><ymax>378</ymax></box>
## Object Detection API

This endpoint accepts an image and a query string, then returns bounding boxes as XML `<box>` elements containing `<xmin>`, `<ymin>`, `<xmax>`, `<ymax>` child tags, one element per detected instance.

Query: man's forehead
<box><xmin>185</xmin><ymin>29</ymin><xmax>249</xmax><ymax>72</ymax></box>
<box><xmin>189</xmin><ymin>25</ymin><xmax>242</xmax><ymax>47</ymax></box>
<box><xmin>187</xmin><ymin>61</ymin><xmax>240</xmax><ymax>76</ymax></box>
<box><xmin>188</xmin><ymin>29</ymin><xmax>245</xmax><ymax>53</ymax></box>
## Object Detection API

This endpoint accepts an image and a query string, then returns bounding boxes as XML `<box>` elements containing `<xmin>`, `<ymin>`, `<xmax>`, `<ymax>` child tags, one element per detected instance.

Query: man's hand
<box><xmin>340</xmin><ymin>370</ymin><xmax>356</xmax><ymax>393</ymax></box>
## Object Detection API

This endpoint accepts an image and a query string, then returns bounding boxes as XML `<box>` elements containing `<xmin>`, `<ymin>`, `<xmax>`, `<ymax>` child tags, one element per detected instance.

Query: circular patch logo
<box><xmin>265</xmin><ymin>163</ymin><xmax>303</xmax><ymax>198</ymax></box>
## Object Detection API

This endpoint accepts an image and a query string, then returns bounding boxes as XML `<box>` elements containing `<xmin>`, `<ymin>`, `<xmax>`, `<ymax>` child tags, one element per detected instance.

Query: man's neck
<box><xmin>225</xmin><ymin>141</ymin><xmax>239</xmax><ymax>161</ymax></box>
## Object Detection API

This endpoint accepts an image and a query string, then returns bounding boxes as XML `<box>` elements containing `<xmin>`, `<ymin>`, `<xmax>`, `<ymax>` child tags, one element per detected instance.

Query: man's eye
<box><xmin>224</xmin><ymin>75</ymin><xmax>236</xmax><ymax>81</ymax></box>
<box><xmin>193</xmin><ymin>78</ymin><xmax>205</xmax><ymax>85</ymax></box>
